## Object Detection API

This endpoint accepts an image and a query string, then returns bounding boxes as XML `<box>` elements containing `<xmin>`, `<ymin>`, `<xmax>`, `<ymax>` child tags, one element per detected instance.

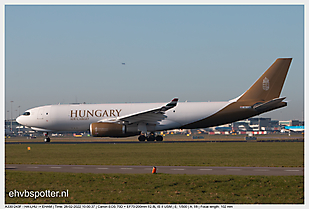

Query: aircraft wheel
<box><xmin>147</xmin><ymin>134</ymin><xmax>155</xmax><ymax>141</ymax></box>
<box><xmin>138</xmin><ymin>135</ymin><xmax>146</xmax><ymax>141</ymax></box>
<box><xmin>44</xmin><ymin>137</ymin><xmax>50</xmax><ymax>143</ymax></box>
<box><xmin>155</xmin><ymin>135</ymin><xmax>163</xmax><ymax>141</ymax></box>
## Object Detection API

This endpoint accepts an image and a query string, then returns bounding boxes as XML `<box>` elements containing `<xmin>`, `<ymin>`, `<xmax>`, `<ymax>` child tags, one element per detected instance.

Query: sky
<box><xmin>4</xmin><ymin>4</ymin><xmax>304</xmax><ymax>121</ymax></box>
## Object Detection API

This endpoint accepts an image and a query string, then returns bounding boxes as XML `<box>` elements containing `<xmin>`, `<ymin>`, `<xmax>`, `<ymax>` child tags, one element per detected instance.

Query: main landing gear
<box><xmin>138</xmin><ymin>132</ymin><xmax>163</xmax><ymax>142</ymax></box>
<box><xmin>44</xmin><ymin>132</ymin><xmax>50</xmax><ymax>143</ymax></box>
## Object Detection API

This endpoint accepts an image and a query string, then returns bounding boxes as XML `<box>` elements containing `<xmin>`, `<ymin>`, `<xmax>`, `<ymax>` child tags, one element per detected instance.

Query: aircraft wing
<box><xmin>98</xmin><ymin>98</ymin><xmax>178</xmax><ymax>124</ymax></box>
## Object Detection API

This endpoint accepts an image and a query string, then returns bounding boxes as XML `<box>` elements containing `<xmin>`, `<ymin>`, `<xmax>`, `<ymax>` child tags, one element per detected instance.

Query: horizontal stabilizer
<box><xmin>253</xmin><ymin>97</ymin><xmax>286</xmax><ymax>111</ymax></box>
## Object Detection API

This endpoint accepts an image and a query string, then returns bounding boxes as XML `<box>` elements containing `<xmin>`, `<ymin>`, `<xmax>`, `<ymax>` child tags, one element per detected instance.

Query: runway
<box><xmin>6</xmin><ymin>164</ymin><xmax>303</xmax><ymax>176</ymax></box>
<box><xmin>4</xmin><ymin>137</ymin><xmax>304</xmax><ymax>145</ymax></box>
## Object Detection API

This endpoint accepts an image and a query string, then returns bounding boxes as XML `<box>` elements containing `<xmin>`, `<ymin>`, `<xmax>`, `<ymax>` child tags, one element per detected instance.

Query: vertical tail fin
<box><xmin>238</xmin><ymin>58</ymin><xmax>292</xmax><ymax>102</ymax></box>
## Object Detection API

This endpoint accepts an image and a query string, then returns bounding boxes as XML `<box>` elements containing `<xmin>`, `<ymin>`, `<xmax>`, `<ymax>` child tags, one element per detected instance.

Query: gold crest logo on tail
<box><xmin>262</xmin><ymin>77</ymin><xmax>269</xmax><ymax>91</ymax></box>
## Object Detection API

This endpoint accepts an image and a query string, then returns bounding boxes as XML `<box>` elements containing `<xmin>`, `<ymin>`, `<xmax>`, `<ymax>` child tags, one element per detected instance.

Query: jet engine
<box><xmin>90</xmin><ymin>122</ymin><xmax>139</xmax><ymax>137</ymax></box>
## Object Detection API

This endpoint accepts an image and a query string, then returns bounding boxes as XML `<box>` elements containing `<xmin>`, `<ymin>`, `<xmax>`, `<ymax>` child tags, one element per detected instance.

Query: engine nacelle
<box><xmin>90</xmin><ymin>122</ymin><xmax>139</xmax><ymax>137</ymax></box>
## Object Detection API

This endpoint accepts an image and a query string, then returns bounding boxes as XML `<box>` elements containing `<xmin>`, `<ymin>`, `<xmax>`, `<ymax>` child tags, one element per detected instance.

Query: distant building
<box><xmin>279</xmin><ymin>120</ymin><xmax>303</xmax><ymax>126</ymax></box>
<box><xmin>250</xmin><ymin>118</ymin><xmax>271</xmax><ymax>131</ymax></box>
<box><xmin>289</xmin><ymin>120</ymin><xmax>302</xmax><ymax>126</ymax></box>
<box><xmin>279</xmin><ymin>121</ymin><xmax>290</xmax><ymax>126</ymax></box>
<box><xmin>232</xmin><ymin>121</ymin><xmax>252</xmax><ymax>131</ymax></box>
<box><xmin>232</xmin><ymin>117</ymin><xmax>304</xmax><ymax>133</ymax></box>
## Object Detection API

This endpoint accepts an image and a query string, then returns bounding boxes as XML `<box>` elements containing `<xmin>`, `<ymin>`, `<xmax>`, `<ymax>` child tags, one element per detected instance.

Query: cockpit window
<box><xmin>23</xmin><ymin>112</ymin><xmax>30</xmax><ymax>116</ymax></box>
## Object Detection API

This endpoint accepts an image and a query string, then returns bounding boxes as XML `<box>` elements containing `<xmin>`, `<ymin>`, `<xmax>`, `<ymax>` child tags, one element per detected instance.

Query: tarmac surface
<box><xmin>6</xmin><ymin>164</ymin><xmax>304</xmax><ymax>176</ymax></box>
<box><xmin>5</xmin><ymin>138</ymin><xmax>304</xmax><ymax>144</ymax></box>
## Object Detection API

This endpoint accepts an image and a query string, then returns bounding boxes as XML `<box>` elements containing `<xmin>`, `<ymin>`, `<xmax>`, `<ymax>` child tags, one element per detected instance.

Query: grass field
<box><xmin>5</xmin><ymin>139</ymin><xmax>304</xmax><ymax>204</ymax></box>
<box><xmin>5</xmin><ymin>170</ymin><xmax>304</xmax><ymax>204</ymax></box>
<box><xmin>5</xmin><ymin>142</ymin><xmax>304</xmax><ymax>167</ymax></box>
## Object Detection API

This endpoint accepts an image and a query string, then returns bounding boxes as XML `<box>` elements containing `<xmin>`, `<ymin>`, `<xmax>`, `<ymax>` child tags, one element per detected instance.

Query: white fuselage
<box><xmin>16</xmin><ymin>101</ymin><xmax>231</xmax><ymax>133</ymax></box>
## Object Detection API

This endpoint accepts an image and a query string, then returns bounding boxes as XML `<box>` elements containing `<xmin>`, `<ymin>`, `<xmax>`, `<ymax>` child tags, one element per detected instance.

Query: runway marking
<box><xmin>199</xmin><ymin>169</ymin><xmax>213</xmax><ymax>171</ymax></box>
<box><xmin>27</xmin><ymin>167</ymin><xmax>39</xmax><ymax>169</ymax></box>
<box><xmin>226</xmin><ymin>169</ymin><xmax>242</xmax><ymax>171</ymax></box>
<box><xmin>254</xmin><ymin>169</ymin><xmax>270</xmax><ymax>172</ymax></box>
<box><xmin>120</xmin><ymin>168</ymin><xmax>133</xmax><ymax>170</ymax></box>
<box><xmin>50</xmin><ymin>167</ymin><xmax>62</xmax><ymax>169</ymax></box>
<box><xmin>285</xmin><ymin>170</ymin><xmax>300</xmax><ymax>172</ymax></box>
<box><xmin>97</xmin><ymin>168</ymin><xmax>109</xmax><ymax>170</ymax></box>
<box><xmin>72</xmin><ymin>167</ymin><xmax>84</xmax><ymax>169</ymax></box>
<box><xmin>172</xmin><ymin>169</ymin><xmax>185</xmax><ymax>170</ymax></box>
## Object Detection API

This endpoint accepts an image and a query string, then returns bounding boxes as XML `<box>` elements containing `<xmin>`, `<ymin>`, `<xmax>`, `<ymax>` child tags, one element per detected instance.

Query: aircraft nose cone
<box><xmin>16</xmin><ymin>116</ymin><xmax>22</xmax><ymax>124</ymax></box>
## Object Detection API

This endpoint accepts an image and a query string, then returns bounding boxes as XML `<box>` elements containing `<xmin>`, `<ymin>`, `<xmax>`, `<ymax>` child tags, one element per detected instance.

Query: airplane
<box><xmin>284</xmin><ymin>126</ymin><xmax>304</xmax><ymax>132</ymax></box>
<box><xmin>16</xmin><ymin>58</ymin><xmax>292</xmax><ymax>142</ymax></box>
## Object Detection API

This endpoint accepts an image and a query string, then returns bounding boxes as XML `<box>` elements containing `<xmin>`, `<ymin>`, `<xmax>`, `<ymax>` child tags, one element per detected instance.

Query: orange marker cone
<box><xmin>152</xmin><ymin>166</ymin><xmax>157</xmax><ymax>174</ymax></box>
<box><xmin>27</xmin><ymin>147</ymin><xmax>31</xmax><ymax>151</ymax></box>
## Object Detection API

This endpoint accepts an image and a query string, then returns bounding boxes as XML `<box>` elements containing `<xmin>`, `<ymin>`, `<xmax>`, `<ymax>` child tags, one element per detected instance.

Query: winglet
<box><xmin>159</xmin><ymin>98</ymin><xmax>178</xmax><ymax>112</ymax></box>
<box><xmin>166</xmin><ymin>98</ymin><xmax>178</xmax><ymax>107</ymax></box>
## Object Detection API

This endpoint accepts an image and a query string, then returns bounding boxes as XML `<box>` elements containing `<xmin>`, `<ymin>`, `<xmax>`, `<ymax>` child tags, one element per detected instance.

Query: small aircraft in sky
<box><xmin>17</xmin><ymin>58</ymin><xmax>292</xmax><ymax>142</ymax></box>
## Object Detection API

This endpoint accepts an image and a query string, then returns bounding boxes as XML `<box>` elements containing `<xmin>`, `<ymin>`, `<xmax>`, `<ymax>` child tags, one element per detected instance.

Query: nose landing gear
<box><xmin>44</xmin><ymin>132</ymin><xmax>50</xmax><ymax>143</ymax></box>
